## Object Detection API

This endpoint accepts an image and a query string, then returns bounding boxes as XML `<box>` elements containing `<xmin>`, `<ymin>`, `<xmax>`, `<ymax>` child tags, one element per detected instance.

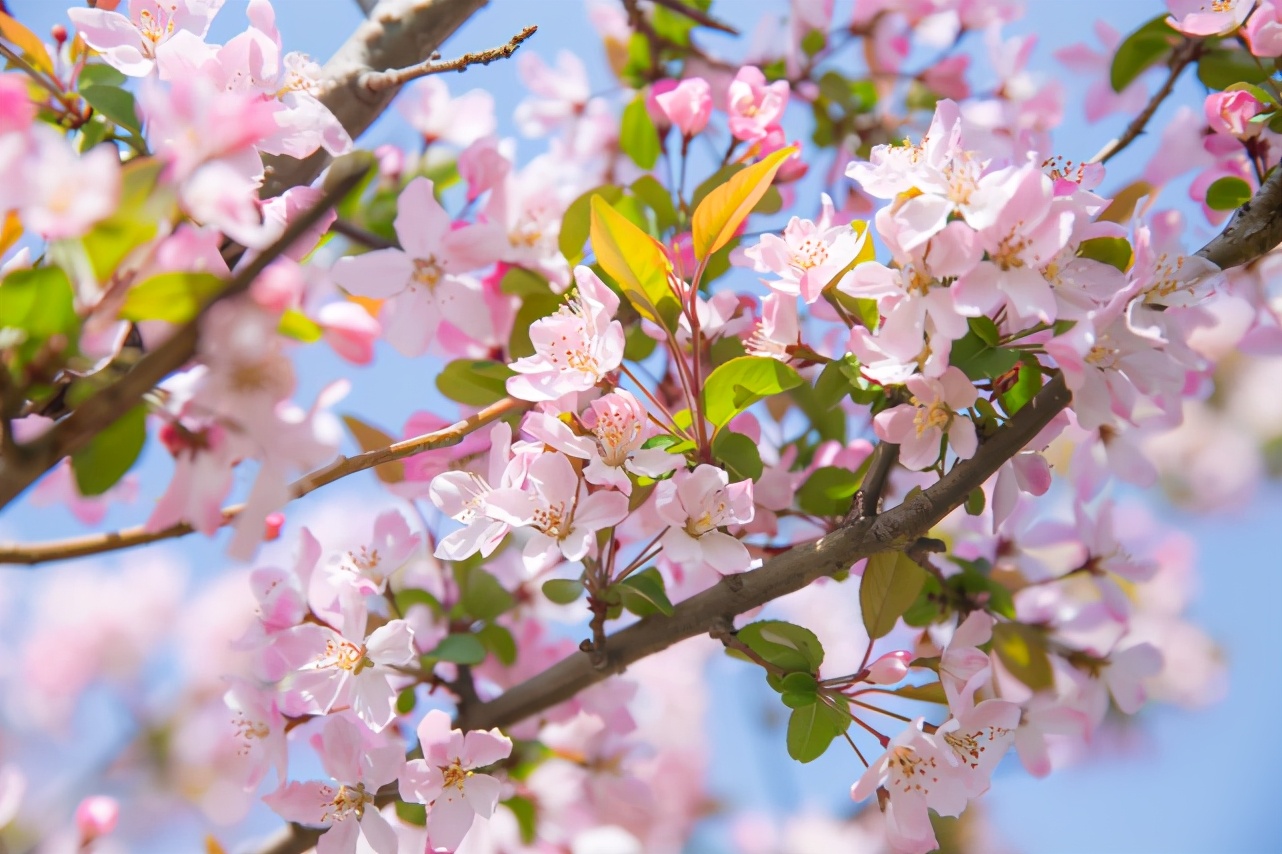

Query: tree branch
<box><xmin>456</xmin><ymin>372</ymin><xmax>1071</xmax><ymax>731</ymax></box>
<box><xmin>259</xmin><ymin>0</ymin><xmax>488</xmax><ymax>199</ymax></box>
<box><xmin>0</xmin><ymin>397</ymin><xmax>526</xmax><ymax>566</ymax></box>
<box><xmin>360</xmin><ymin>24</ymin><xmax>537</xmax><ymax>92</ymax></box>
<box><xmin>1196</xmin><ymin>159</ymin><xmax>1282</xmax><ymax>269</ymax></box>
<box><xmin>0</xmin><ymin>167</ymin><xmax>372</xmax><ymax>515</ymax></box>
<box><xmin>1090</xmin><ymin>38</ymin><xmax>1201</xmax><ymax>166</ymax></box>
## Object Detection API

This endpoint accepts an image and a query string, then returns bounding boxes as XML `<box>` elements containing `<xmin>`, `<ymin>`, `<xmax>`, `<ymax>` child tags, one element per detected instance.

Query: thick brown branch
<box><xmin>361</xmin><ymin>24</ymin><xmax>537</xmax><ymax>92</ymax></box>
<box><xmin>0</xmin><ymin>397</ymin><xmax>525</xmax><ymax>566</ymax></box>
<box><xmin>259</xmin><ymin>0</ymin><xmax>487</xmax><ymax>199</ymax></box>
<box><xmin>1090</xmin><ymin>38</ymin><xmax>1201</xmax><ymax>166</ymax></box>
<box><xmin>456</xmin><ymin>373</ymin><xmax>1070</xmax><ymax>731</ymax></box>
<box><xmin>1196</xmin><ymin>159</ymin><xmax>1282</xmax><ymax>270</ymax></box>
<box><xmin>0</xmin><ymin>168</ymin><xmax>369</xmax><ymax>514</ymax></box>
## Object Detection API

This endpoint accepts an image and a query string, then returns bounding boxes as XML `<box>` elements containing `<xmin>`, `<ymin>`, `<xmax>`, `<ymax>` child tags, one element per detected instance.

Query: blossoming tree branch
<box><xmin>0</xmin><ymin>0</ymin><xmax>1275</xmax><ymax>852</ymax></box>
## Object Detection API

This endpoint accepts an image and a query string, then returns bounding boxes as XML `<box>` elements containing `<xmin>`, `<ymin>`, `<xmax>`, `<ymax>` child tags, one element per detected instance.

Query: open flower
<box><xmin>873</xmin><ymin>367</ymin><xmax>978</xmax><ymax>470</ymax></box>
<box><xmin>400</xmin><ymin>710</ymin><xmax>513</xmax><ymax>852</ymax></box>
<box><xmin>655</xmin><ymin>465</ymin><xmax>755</xmax><ymax>574</ymax></box>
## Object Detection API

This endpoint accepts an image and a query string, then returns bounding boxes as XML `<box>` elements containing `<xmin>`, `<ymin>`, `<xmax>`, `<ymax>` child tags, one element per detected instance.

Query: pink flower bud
<box><xmin>1204</xmin><ymin>90</ymin><xmax>1266</xmax><ymax>137</ymax></box>
<box><xmin>1245</xmin><ymin>2</ymin><xmax>1282</xmax><ymax>57</ymax></box>
<box><xmin>646</xmin><ymin>79</ymin><xmax>678</xmax><ymax>134</ymax></box>
<box><xmin>865</xmin><ymin>650</ymin><xmax>913</xmax><ymax>685</ymax></box>
<box><xmin>263</xmin><ymin>512</ymin><xmax>286</xmax><ymax>541</ymax></box>
<box><xmin>727</xmin><ymin>66</ymin><xmax>790</xmax><ymax>142</ymax></box>
<box><xmin>653</xmin><ymin>78</ymin><xmax>712</xmax><ymax>139</ymax></box>
<box><xmin>74</xmin><ymin>796</ymin><xmax>118</xmax><ymax>841</ymax></box>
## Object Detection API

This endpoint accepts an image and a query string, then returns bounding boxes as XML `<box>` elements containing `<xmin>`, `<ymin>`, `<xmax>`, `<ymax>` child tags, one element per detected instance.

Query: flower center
<box><xmin>887</xmin><ymin>745</ymin><xmax>938</xmax><ymax>794</ymax></box>
<box><xmin>790</xmin><ymin>236</ymin><xmax>829</xmax><ymax>271</ymax></box>
<box><xmin>136</xmin><ymin>5</ymin><xmax>179</xmax><ymax>50</ymax></box>
<box><xmin>943</xmin><ymin>724</ymin><xmax>1012</xmax><ymax>770</ymax></box>
<box><xmin>685</xmin><ymin>499</ymin><xmax>727</xmax><ymax>538</ymax></box>
<box><xmin>912</xmin><ymin>397</ymin><xmax>954</xmax><ymax>436</ymax></box>
<box><xmin>593</xmin><ymin>411</ymin><xmax>640</xmax><ymax>467</ymax></box>
<box><xmin>322</xmin><ymin>782</ymin><xmax>373</xmax><ymax>822</ymax></box>
<box><xmin>441</xmin><ymin>760</ymin><xmax>473</xmax><ymax>791</ymax></box>
<box><xmin>532</xmin><ymin>500</ymin><xmax>571</xmax><ymax>540</ymax></box>
<box><xmin>321</xmin><ymin>638</ymin><xmax>372</xmax><ymax>673</ymax></box>
<box><xmin>412</xmin><ymin>256</ymin><xmax>444</xmax><ymax>289</ymax></box>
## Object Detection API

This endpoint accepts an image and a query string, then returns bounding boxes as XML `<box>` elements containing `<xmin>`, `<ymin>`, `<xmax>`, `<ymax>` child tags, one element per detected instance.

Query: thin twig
<box><xmin>647</xmin><ymin>0</ymin><xmax>738</xmax><ymax>34</ymax></box>
<box><xmin>1090</xmin><ymin>38</ymin><xmax>1201</xmax><ymax>166</ymax></box>
<box><xmin>331</xmin><ymin>218</ymin><xmax>396</xmax><ymax>250</ymax></box>
<box><xmin>0</xmin><ymin>398</ymin><xmax>525</xmax><ymax>566</ymax></box>
<box><xmin>361</xmin><ymin>25</ymin><xmax>537</xmax><ymax>92</ymax></box>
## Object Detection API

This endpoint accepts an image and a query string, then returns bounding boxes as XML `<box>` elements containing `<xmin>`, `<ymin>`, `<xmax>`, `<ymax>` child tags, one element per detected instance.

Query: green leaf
<box><xmin>460</xmin><ymin>567</ymin><xmax>516</xmax><ymax>621</ymax></box>
<box><xmin>500</xmin><ymin>267</ymin><xmax>553</xmax><ymax>297</ymax></box>
<box><xmin>703</xmin><ymin>356</ymin><xmax>804</xmax><ymax>430</ymax></box>
<box><xmin>969</xmin><ymin>315</ymin><xmax>1001</xmax><ymax>347</ymax></box>
<box><xmin>80</xmin><ymin>84</ymin><xmax>141</xmax><ymax>134</ymax></box>
<box><xmin>503</xmin><ymin>796</ymin><xmax>538</xmax><ymax>845</ymax></box>
<box><xmin>902</xmin><ymin>573</ymin><xmax>944</xmax><ymax>627</ymax></box>
<box><xmin>396</xmin><ymin>800</ymin><xmax>427</xmax><ymax>827</ymax></box>
<box><xmin>70</xmin><ymin>403</ymin><xmax>147</xmax><ymax>496</ymax></box>
<box><xmin>964</xmin><ymin>487</ymin><xmax>986</xmax><ymax>516</ymax></box>
<box><xmin>797</xmin><ymin>466</ymin><xmax>861</xmax><ymax>517</ymax></box>
<box><xmin>998</xmin><ymin>356</ymin><xmax>1044</xmax><ymax>417</ymax></box>
<box><xmin>1198</xmin><ymin>47</ymin><xmax>1272</xmax><ymax>91</ymax></box>
<box><xmin>79</xmin><ymin>158</ymin><xmax>165</xmax><ymax>283</ymax></box>
<box><xmin>277</xmin><ymin>308</ymin><xmax>324</xmax><ymax>343</ymax></box>
<box><xmin>476</xmin><ymin>623</ymin><xmax>517</xmax><ymax>666</ymax></box>
<box><xmin>428</xmin><ymin>633</ymin><xmax>487</xmax><ymax>665</ymax></box>
<box><xmin>860</xmin><ymin>551</ymin><xmax>927</xmax><ymax>639</ymax></box>
<box><xmin>630</xmin><ymin>175</ymin><xmax>680</xmax><ymax>233</ymax></box>
<box><xmin>737</xmin><ymin>620</ymin><xmax>825</xmax><ymax>673</ymax></box>
<box><xmin>542</xmin><ymin>578</ymin><xmax>585</xmax><ymax>605</ymax></box>
<box><xmin>0</xmin><ymin>265</ymin><xmax>78</xmax><ymax>340</ymax></box>
<box><xmin>1109</xmin><ymin>15</ymin><xmax>1177</xmax><ymax>93</ymax></box>
<box><xmin>394</xmin><ymin>587</ymin><xmax>442</xmax><ymax>617</ymax></box>
<box><xmin>589</xmin><ymin>195</ymin><xmax>681</xmax><ymax>329</ymax></box>
<box><xmin>559</xmin><ymin>185</ymin><xmax>623</xmax><ymax>265</ymax></box>
<box><xmin>691</xmin><ymin>146</ymin><xmax>796</xmax><ymax>260</ymax></box>
<box><xmin>617</xmin><ymin>567</ymin><xmax>674</xmax><ymax>617</ymax></box>
<box><xmin>950</xmin><ymin>324</ymin><xmax>1019</xmax><ymax>381</ymax></box>
<box><xmin>946</xmin><ymin>558</ymin><xmax>1017</xmax><ymax>620</ymax></box>
<box><xmin>119</xmin><ymin>272</ymin><xmax>225</xmax><ymax>323</ymax></box>
<box><xmin>620</xmin><ymin>94</ymin><xmax>661</xmax><ymax>170</ymax></box>
<box><xmin>991</xmin><ymin>622</ymin><xmax>1054</xmax><ymax>691</ymax></box>
<box><xmin>888</xmin><ymin>681</ymin><xmax>948</xmax><ymax>705</ymax></box>
<box><xmin>786</xmin><ymin>696</ymin><xmax>849</xmax><ymax>763</ymax></box>
<box><xmin>1205</xmin><ymin>175</ymin><xmax>1253</xmax><ymax>211</ymax></box>
<box><xmin>1077</xmin><ymin>236</ymin><xmax>1133</xmax><ymax>272</ymax></box>
<box><xmin>78</xmin><ymin>64</ymin><xmax>127</xmax><ymax>89</ymax></box>
<box><xmin>436</xmin><ymin>359</ymin><xmax>513</xmax><ymax>407</ymax></box>
<box><xmin>396</xmin><ymin>686</ymin><xmax>417</xmax><ymax>715</ymax></box>
<box><xmin>711</xmin><ymin>429</ymin><xmax>764</xmax><ymax>481</ymax></box>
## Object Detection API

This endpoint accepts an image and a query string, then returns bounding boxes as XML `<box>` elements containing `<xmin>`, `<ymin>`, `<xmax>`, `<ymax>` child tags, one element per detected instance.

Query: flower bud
<box><xmin>75</xmin><ymin>796</ymin><xmax>118</xmax><ymax>841</ymax></box>
<box><xmin>865</xmin><ymin>650</ymin><xmax>913</xmax><ymax>685</ymax></box>
<box><xmin>653</xmin><ymin>78</ymin><xmax>712</xmax><ymax>139</ymax></box>
<box><xmin>1204</xmin><ymin>90</ymin><xmax>1266</xmax><ymax>138</ymax></box>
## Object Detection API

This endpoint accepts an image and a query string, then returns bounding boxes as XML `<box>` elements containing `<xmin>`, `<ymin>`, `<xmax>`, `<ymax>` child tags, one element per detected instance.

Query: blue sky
<box><xmin>2</xmin><ymin>1</ymin><xmax>1280</xmax><ymax>852</ymax></box>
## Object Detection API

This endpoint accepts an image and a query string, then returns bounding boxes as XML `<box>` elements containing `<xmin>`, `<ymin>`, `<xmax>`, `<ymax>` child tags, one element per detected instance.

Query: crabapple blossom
<box><xmin>726</xmin><ymin>66</ymin><xmax>789</xmax><ymax>141</ymax></box>
<box><xmin>655</xmin><ymin>465</ymin><xmax>755</xmax><ymax>575</ymax></box>
<box><xmin>652</xmin><ymin>78</ymin><xmax>712</xmax><ymax>139</ymax></box>
<box><xmin>873</xmin><ymin>367</ymin><xmax>979</xmax><ymax>471</ymax></box>
<box><xmin>1204</xmin><ymin>90</ymin><xmax>1266</xmax><ymax>137</ymax></box>
<box><xmin>400</xmin><ymin>710</ymin><xmax>514</xmax><ymax>852</ymax></box>
<box><xmin>68</xmin><ymin>0</ymin><xmax>224</xmax><ymax>78</ymax></box>
<box><xmin>506</xmin><ymin>266</ymin><xmax>626</xmax><ymax>401</ymax></box>
<box><xmin>429</xmin><ymin>422</ymin><xmax>533</xmax><ymax>561</ymax></box>
<box><xmin>1165</xmin><ymin>0</ymin><xmax>1251</xmax><ymax>36</ymax></box>
<box><xmin>398</xmin><ymin>77</ymin><xmax>497</xmax><ymax>147</ymax></box>
<box><xmin>741</xmin><ymin>193</ymin><xmax>868</xmax><ymax>303</ymax></box>
<box><xmin>264</xmin><ymin>716</ymin><xmax>404</xmax><ymax>854</ymax></box>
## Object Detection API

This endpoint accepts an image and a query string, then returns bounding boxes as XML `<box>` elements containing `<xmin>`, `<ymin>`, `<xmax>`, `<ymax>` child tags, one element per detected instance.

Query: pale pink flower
<box><xmin>1101</xmin><ymin>641</ymin><xmax>1163</xmax><ymax>713</ymax></box>
<box><xmin>938</xmin><ymin>610</ymin><xmax>993</xmax><ymax>714</ymax></box>
<box><xmin>742</xmin><ymin>193</ymin><xmax>868</xmax><ymax>302</ymax></box>
<box><xmin>400</xmin><ymin>710</ymin><xmax>513</xmax><ymax>852</ymax></box>
<box><xmin>1245</xmin><ymin>1</ymin><xmax>1282</xmax><ymax>55</ymax></box>
<box><xmin>67</xmin><ymin>0</ymin><xmax>224</xmax><ymax>78</ymax></box>
<box><xmin>317</xmin><ymin>301</ymin><xmax>380</xmax><ymax>365</ymax></box>
<box><xmin>746</xmin><ymin>292</ymin><xmax>802</xmax><ymax>362</ymax></box>
<box><xmin>398</xmin><ymin>77</ymin><xmax>496</xmax><ymax>147</ymax></box>
<box><xmin>934</xmin><ymin>699</ymin><xmax>1019</xmax><ymax>797</ymax></box>
<box><xmin>223</xmin><ymin>677</ymin><xmax>288</xmax><ymax>789</ymax></box>
<box><xmin>727</xmin><ymin>66</ymin><xmax>790</xmax><ymax>142</ymax></box>
<box><xmin>1166</xmin><ymin>0</ymin><xmax>1251</xmax><ymax>36</ymax></box>
<box><xmin>264</xmin><ymin>716</ymin><xmax>404</xmax><ymax>854</ymax></box>
<box><xmin>514</xmin><ymin>50</ymin><xmax>591</xmax><ymax>137</ymax></box>
<box><xmin>430</xmin><ymin>422</ymin><xmax>528</xmax><ymax>561</ymax></box>
<box><xmin>282</xmin><ymin>617</ymin><xmax>415</xmax><ymax>731</ymax></box>
<box><xmin>851</xmin><ymin>720</ymin><xmax>967</xmax><ymax>854</ymax></box>
<box><xmin>873</xmin><ymin>367</ymin><xmax>978</xmax><ymax>471</ymax></box>
<box><xmin>865</xmin><ymin>650</ymin><xmax>913</xmax><ymax>685</ymax></box>
<box><xmin>22</xmin><ymin>127</ymin><xmax>120</xmax><ymax>239</ymax></box>
<box><xmin>653</xmin><ymin>78</ymin><xmax>712</xmax><ymax>138</ymax></box>
<box><xmin>330</xmin><ymin>177</ymin><xmax>489</xmax><ymax>356</ymax></box>
<box><xmin>1054</xmin><ymin>21</ymin><xmax>1151</xmax><ymax>123</ymax></box>
<box><xmin>329</xmin><ymin>510</ymin><xmax>421</xmax><ymax>595</ymax></box>
<box><xmin>486</xmin><ymin>451</ymin><xmax>629</xmax><ymax>571</ymax></box>
<box><xmin>655</xmin><ymin>465</ymin><xmax>755</xmax><ymax>574</ymax></box>
<box><xmin>29</xmin><ymin>459</ymin><xmax>138</xmax><ymax>526</ymax></box>
<box><xmin>522</xmin><ymin>391</ymin><xmax>683</xmax><ymax>494</ymax></box>
<box><xmin>1013</xmin><ymin>698</ymin><xmax>1090</xmax><ymax>778</ymax></box>
<box><xmin>507</xmin><ymin>266</ymin><xmax>625</xmax><ymax>401</ymax></box>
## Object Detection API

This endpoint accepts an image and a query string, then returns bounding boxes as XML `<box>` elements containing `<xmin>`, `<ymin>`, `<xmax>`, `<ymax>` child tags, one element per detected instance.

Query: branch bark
<box><xmin>260</xmin><ymin>0</ymin><xmax>488</xmax><ymax>199</ymax></box>
<box><xmin>1196</xmin><ymin>159</ymin><xmax>1282</xmax><ymax>269</ymax></box>
<box><xmin>360</xmin><ymin>24</ymin><xmax>537</xmax><ymax>92</ymax></box>
<box><xmin>0</xmin><ymin>397</ymin><xmax>526</xmax><ymax>565</ymax></box>
<box><xmin>457</xmin><ymin>373</ymin><xmax>1071</xmax><ymax>731</ymax></box>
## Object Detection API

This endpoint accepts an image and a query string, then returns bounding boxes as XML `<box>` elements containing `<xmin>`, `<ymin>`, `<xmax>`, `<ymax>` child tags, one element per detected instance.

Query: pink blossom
<box><xmin>264</xmin><ymin>716</ymin><xmax>404</xmax><ymax>854</ymax></box>
<box><xmin>507</xmin><ymin>266</ymin><xmax>625</xmax><ymax>401</ymax></box>
<box><xmin>746</xmin><ymin>293</ymin><xmax>802</xmax><ymax>362</ymax></box>
<box><xmin>741</xmin><ymin>193</ymin><xmax>868</xmax><ymax>302</ymax></box>
<box><xmin>67</xmin><ymin>0</ymin><xmax>224</xmax><ymax>78</ymax></box>
<box><xmin>851</xmin><ymin>720</ymin><xmax>967</xmax><ymax>854</ymax></box>
<box><xmin>865</xmin><ymin>650</ymin><xmax>913</xmax><ymax>685</ymax></box>
<box><xmin>29</xmin><ymin>459</ymin><xmax>137</xmax><ymax>526</ymax></box>
<box><xmin>514</xmin><ymin>50</ymin><xmax>591</xmax><ymax>137</ymax></box>
<box><xmin>317</xmin><ymin>301</ymin><xmax>380</xmax><ymax>365</ymax></box>
<box><xmin>1245</xmin><ymin>1</ymin><xmax>1282</xmax><ymax>55</ymax></box>
<box><xmin>400</xmin><ymin>710</ymin><xmax>513</xmax><ymax>852</ymax></box>
<box><xmin>280</xmin><ymin>616</ymin><xmax>415</xmax><ymax>731</ymax></box>
<box><xmin>1054</xmin><ymin>21</ymin><xmax>1151</xmax><ymax>123</ymax></box>
<box><xmin>398</xmin><ymin>77</ymin><xmax>496</xmax><ymax>147</ymax></box>
<box><xmin>873</xmin><ymin>367</ymin><xmax>979</xmax><ymax>471</ymax></box>
<box><xmin>727</xmin><ymin>66</ymin><xmax>790</xmax><ymax>142</ymax></box>
<box><xmin>1166</xmin><ymin>0</ymin><xmax>1251</xmax><ymax>36</ymax></box>
<box><xmin>329</xmin><ymin>510</ymin><xmax>421</xmax><ymax>595</ymax></box>
<box><xmin>74</xmin><ymin>796</ymin><xmax>119</xmax><ymax>842</ymax></box>
<box><xmin>1101</xmin><ymin>641</ymin><xmax>1163</xmax><ymax>713</ymax></box>
<box><xmin>486</xmin><ymin>451</ymin><xmax>629</xmax><ymax>571</ymax></box>
<box><xmin>430</xmin><ymin>422</ymin><xmax>528</xmax><ymax>561</ymax></box>
<box><xmin>223</xmin><ymin>677</ymin><xmax>288</xmax><ymax>789</ymax></box>
<box><xmin>655</xmin><ymin>465</ymin><xmax>755</xmax><ymax>574</ymax></box>
<box><xmin>653</xmin><ymin>78</ymin><xmax>712</xmax><ymax>139</ymax></box>
<box><xmin>1204</xmin><ymin>89</ymin><xmax>1266</xmax><ymax>137</ymax></box>
<box><xmin>938</xmin><ymin>610</ymin><xmax>993</xmax><ymax>713</ymax></box>
<box><xmin>934</xmin><ymin>699</ymin><xmax>1019</xmax><ymax>797</ymax></box>
<box><xmin>330</xmin><ymin>177</ymin><xmax>489</xmax><ymax>356</ymax></box>
<box><xmin>22</xmin><ymin>128</ymin><xmax>120</xmax><ymax>239</ymax></box>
